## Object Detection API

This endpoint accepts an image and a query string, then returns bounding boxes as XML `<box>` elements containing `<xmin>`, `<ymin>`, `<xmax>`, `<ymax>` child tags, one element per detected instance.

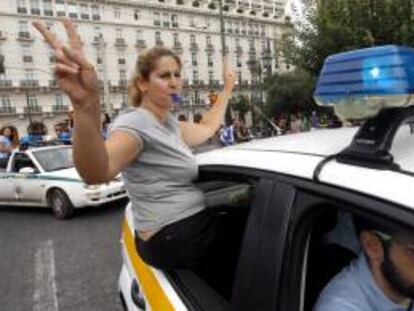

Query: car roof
<box><xmin>197</xmin><ymin>125</ymin><xmax>414</xmax><ymax>209</ymax></box>
<box><xmin>21</xmin><ymin>145</ymin><xmax>72</xmax><ymax>153</ymax></box>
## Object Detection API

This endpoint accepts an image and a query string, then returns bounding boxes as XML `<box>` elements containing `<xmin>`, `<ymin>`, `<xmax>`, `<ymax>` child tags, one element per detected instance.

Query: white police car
<box><xmin>0</xmin><ymin>145</ymin><xmax>127</xmax><ymax>219</ymax></box>
<box><xmin>118</xmin><ymin>45</ymin><xmax>414</xmax><ymax>310</ymax></box>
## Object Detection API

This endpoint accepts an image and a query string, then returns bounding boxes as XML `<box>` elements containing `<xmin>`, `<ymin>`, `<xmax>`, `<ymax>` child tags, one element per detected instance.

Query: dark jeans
<box><xmin>135</xmin><ymin>209</ymin><xmax>224</xmax><ymax>270</ymax></box>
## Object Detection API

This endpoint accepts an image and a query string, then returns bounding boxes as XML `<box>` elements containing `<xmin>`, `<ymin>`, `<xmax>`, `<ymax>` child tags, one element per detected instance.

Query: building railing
<box><xmin>0</xmin><ymin>80</ymin><xmax>12</xmax><ymax>87</ymax></box>
<box><xmin>24</xmin><ymin>106</ymin><xmax>43</xmax><ymax>114</ymax></box>
<box><xmin>115</xmin><ymin>38</ymin><xmax>127</xmax><ymax>46</ymax></box>
<box><xmin>20</xmin><ymin>80</ymin><xmax>39</xmax><ymax>87</ymax></box>
<box><xmin>52</xmin><ymin>105</ymin><xmax>69</xmax><ymax>112</ymax></box>
<box><xmin>0</xmin><ymin>107</ymin><xmax>16</xmax><ymax>115</ymax></box>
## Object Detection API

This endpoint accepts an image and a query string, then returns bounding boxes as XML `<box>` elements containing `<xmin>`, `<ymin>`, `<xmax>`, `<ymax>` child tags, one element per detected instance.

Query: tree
<box><xmin>290</xmin><ymin>0</ymin><xmax>414</xmax><ymax>76</ymax></box>
<box><xmin>231</xmin><ymin>95</ymin><xmax>250</xmax><ymax>122</ymax></box>
<box><xmin>264</xmin><ymin>70</ymin><xmax>316</xmax><ymax>116</ymax></box>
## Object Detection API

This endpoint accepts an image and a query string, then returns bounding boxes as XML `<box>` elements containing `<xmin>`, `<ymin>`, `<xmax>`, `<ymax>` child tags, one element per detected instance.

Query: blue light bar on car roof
<box><xmin>314</xmin><ymin>45</ymin><xmax>414</xmax><ymax>119</ymax></box>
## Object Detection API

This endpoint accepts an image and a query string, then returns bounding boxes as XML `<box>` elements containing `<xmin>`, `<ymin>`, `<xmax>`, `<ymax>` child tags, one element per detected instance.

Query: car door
<box><xmin>10</xmin><ymin>152</ymin><xmax>43</xmax><ymax>204</ymax></box>
<box><xmin>0</xmin><ymin>164</ymin><xmax>17</xmax><ymax>204</ymax></box>
<box><xmin>160</xmin><ymin>167</ymin><xmax>294</xmax><ymax>311</ymax></box>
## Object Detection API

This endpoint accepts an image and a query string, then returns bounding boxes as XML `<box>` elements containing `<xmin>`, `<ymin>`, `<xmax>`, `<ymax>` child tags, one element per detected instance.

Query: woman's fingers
<box><xmin>55</xmin><ymin>48</ymin><xmax>79</xmax><ymax>69</ymax></box>
<box><xmin>62</xmin><ymin>45</ymin><xmax>93</xmax><ymax>70</ymax></box>
<box><xmin>62</xmin><ymin>18</ymin><xmax>83</xmax><ymax>50</ymax></box>
<box><xmin>55</xmin><ymin>63</ymin><xmax>79</xmax><ymax>76</ymax></box>
<box><xmin>32</xmin><ymin>20</ymin><xmax>61</xmax><ymax>50</ymax></box>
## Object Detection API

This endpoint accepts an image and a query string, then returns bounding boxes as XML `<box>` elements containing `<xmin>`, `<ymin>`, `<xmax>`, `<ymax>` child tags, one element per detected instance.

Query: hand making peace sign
<box><xmin>33</xmin><ymin>18</ymin><xmax>100</xmax><ymax>111</ymax></box>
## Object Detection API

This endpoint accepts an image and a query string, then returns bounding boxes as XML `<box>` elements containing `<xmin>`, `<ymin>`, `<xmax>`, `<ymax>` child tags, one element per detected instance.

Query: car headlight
<box><xmin>84</xmin><ymin>184</ymin><xmax>101</xmax><ymax>190</ymax></box>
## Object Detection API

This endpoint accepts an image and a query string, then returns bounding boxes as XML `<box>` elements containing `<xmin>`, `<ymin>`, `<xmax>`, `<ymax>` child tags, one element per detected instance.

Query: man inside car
<box><xmin>314</xmin><ymin>220</ymin><xmax>414</xmax><ymax>311</ymax></box>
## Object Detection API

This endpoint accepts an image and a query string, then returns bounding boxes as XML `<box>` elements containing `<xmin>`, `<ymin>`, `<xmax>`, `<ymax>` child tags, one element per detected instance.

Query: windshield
<box><xmin>33</xmin><ymin>147</ymin><xmax>74</xmax><ymax>172</ymax></box>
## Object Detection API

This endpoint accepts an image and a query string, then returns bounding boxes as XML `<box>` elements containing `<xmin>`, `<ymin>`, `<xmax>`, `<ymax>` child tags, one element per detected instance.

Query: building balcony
<box><xmin>49</xmin><ymin>80</ymin><xmax>59</xmax><ymax>88</ymax></box>
<box><xmin>236</xmin><ymin>46</ymin><xmax>243</xmax><ymax>54</ymax></box>
<box><xmin>24</xmin><ymin>106</ymin><xmax>43</xmax><ymax>114</ymax></box>
<box><xmin>190</xmin><ymin>43</ymin><xmax>199</xmax><ymax>51</ymax></box>
<box><xmin>17</xmin><ymin>7</ymin><xmax>27</xmax><ymax>14</ymax></box>
<box><xmin>0</xmin><ymin>80</ymin><xmax>12</xmax><ymax>88</ymax></box>
<box><xmin>205</xmin><ymin>44</ymin><xmax>214</xmax><ymax>52</ymax></box>
<box><xmin>155</xmin><ymin>39</ymin><xmax>164</xmax><ymax>46</ymax></box>
<box><xmin>118</xmin><ymin>58</ymin><xmax>126</xmax><ymax>65</ymax></box>
<box><xmin>172</xmin><ymin>43</ymin><xmax>183</xmax><ymax>54</ymax></box>
<box><xmin>114</xmin><ymin>38</ymin><xmax>127</xmax><ymax>47</ymax></box>
<box><xmin>135</xmin><ymin>39</ymin><xmax>147</xmax><ymax>49</ymax></box>
<box><xmin>20</xmin><ymin>80</ymin><xmax>39</xmax><ymax>88</ymax></box>
<box><xmin>208</xmin><ymin>80</ymin><xmax>220</xmax><ymax>87</ymax></box>
<box><xmin>17</xmin><ymin>32</ymin><xmax>34</xmax><ymax>42</ymax></box>
<box><xmin>118</xmin><ymin>79</ymin><xmax>128</xmax><ymax>87</ymax></box>
<box><xmin>0</xmin><ymin>107</ymin><xmax>16</xmax><ymax>116</ymax></box>
<box><xmin>0</xmin><ymin>31</ymin><xmax>6</xmax><ymax>40</ymax></box>
<box><xmin>52</xmin><ymin>105</ymin><xmax>69</xmax><ymax>113</ymax></box>
<box><xmin>92</xmin><ymin>36</ymin><xmax>105</xmax><ymax>46</ymax></box>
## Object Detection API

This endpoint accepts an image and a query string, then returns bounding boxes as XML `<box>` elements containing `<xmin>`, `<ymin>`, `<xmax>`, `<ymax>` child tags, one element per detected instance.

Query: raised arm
<box><xmin>33</xmin><ymin>19</ymin><xmax>140</xmax><ymax>183</ymax></box>
<box><xmin>179</xmin><ymin>57</ymin><xmax>236</xmax><ymax>146</ymax></box>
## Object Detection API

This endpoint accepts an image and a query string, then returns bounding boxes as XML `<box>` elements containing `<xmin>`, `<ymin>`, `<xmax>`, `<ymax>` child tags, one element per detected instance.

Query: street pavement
<box><xmin>0</xmin><ymin>199</ymin><xmax>128</xmax><ymax>311</ymax></box>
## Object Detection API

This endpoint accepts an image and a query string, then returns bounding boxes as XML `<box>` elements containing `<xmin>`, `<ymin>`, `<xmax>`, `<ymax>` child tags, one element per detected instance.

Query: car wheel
<box><xmin>48</xmin><ymin>189</ymin><xmax>74</xmax><ymax>220</ymax></box>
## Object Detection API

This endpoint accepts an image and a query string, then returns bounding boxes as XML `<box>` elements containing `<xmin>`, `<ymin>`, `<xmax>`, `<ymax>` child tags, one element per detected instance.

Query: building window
<box><xmin>241</xmin><ymin>22</ymin><xmax>247</xmax><ymax>35</ymax></box>
<box><xmin>55</xmin><ymin>93</ymin><xmax>64</xmax><ymax>108</ymax></box>
<box><xmin>163</xmin><ymin>13</ymin><xmax>170</xmax><ymax>27</ymax></box>
<box><xmin>27</xmin><ymin>94</ymin><xmax>39</xmax><ymax>112</ymax></box>
<box><xmin>17</xmin><ymin>0</ymin><xmax>27</xmax><ymax>14</ymax></box>
<box><xmin>115</xmin><ymin>28</ymin><xmax>122</xmax><ymax>39</ymax></box>
<box><xmin>43</xmin><ymin>0</ymin><xmax>53</xmax><ymax>16</ymax></box>
<box><xmin>136</xmin><ymin>30</ymin><xmax>142</xmax><ymax>40</ymax></box>
<box><xmin>68</xmin><ymin>2</ymin><xmax>78</xmax><ymax>18</ymax></box>
<box><xmin>261</xmin><ymin>25</ymin><xmax>266</xmax><ymax>36</ymax></box>
<box><xmin>56</xmin><ymin>0</ymin><xmax>65</xmax><ymax>17</ymax></box>
<box><xmin>237</xmin><ymin>71</ymin><xmax>242</xmax><ymax>85</ymax></box>
<box><xmin>173</xmin><ymin>33</ymin><xmax>179</xmax><ymax>45</ymax></box>
<box><xmin>193</xmin><ymin>70</ymin><xmax>198</xmax><ymax>82</ymax></box>
<box><xmin>234</xmin><ymin>22</ymin><xmax>240</xmax><ymax>35</ymax></box>
<box><xmin>192</xmin><ymin>52</ymin><xmax>198</xmax><ymax>66</ymax></box>
<box><xmin>190</xmin><ymin>34</ymin><xmax>196</xmax><ymax>45</ymax></box>
<box><xmin>119</xmin><ymin>69</ymin><xmax>126</xmax><ymax>81</ymax></box>
<box><xmin>206</xmin><ymin>35</ymin><xmax>212</xmax><ymax>46</ymax></box>
<box><xmin>114</xmin><ymin>7</ymin><xmax>121</xmax><ymax>19</ymax></box>
<box><xmin>155</xmin><ymin>32</ymin><xmax>163</xmax><ymax>45</ymax></box>
<box><xmin>0</xmin><ymin>96</ymin><xmax>13</xmax><ymax>113</ymax></box>
<box><xmin>91</xmin><ymin>4</ymin><xmax>100</xmax><ymax>21</ymax></box>
<box><xmin>208</xmin><ymin>70</ymin><xmax>214</xmax><ymax>82</ymax></box>
<box><xmin>25</xmin><ymin>69</ymin><xmax>35</xmax><ymax>80</ymax></box>
<box><xmin>118</xmin><ymin>51</ymin><xmax>126</xmax><ymax>65</ymax></box>
<box><xmin>171</xmin><ymin>14</ymin><xmax>178</xmax><ymax>27</ymax></box>
<box><xmin>226</xmin><ymin>20</ymin><xmax>233</xmax><ymax>34</ymax></box>
<box><xmin>30</xmin><ymin>0</ymin><xmax>41</xmax><ymax>15</ymax></box>
<box><xmin>80</xmin><ymin>4</ymin><xmax>89</xmax><ymax>19</ymax></box>
<box><xmin>22</xmin><ymin>44</ymin><xmax>33</xmax><ymax>63</ymax></box>
<box><xmin>236</xmin><ymin>54</ymin><xmax>242</xmax><ymax>67</ymax></box>
<box><xmin>18</xmin><ymin>20</ymin><xmax>31</xmax><ymax>39</ymax></box>
<box><xmin>153</xmin><ymin>12</ymin><xmax>161</xmax><ymax>26</ymax></box>
<box><xmin>207</xmin><ymin>53</ymin><xmax>213</xmax><ymax>67</ymax></box>
<box><xmin>134</xmin><ymin>9</ymin><xmax>140</xmax><ymax>21</ymax></box>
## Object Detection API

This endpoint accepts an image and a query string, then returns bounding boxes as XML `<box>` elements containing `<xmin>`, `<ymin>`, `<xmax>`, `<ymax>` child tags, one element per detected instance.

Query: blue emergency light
<box><xmin>314</xmin><ymin>45</ymin><xmax>414</xmax><ymax>120</ymax></box>
<box><xmin>313</xmin><ymin>45</ymin><xmax>414</xmax><ymax>171</ymax></box>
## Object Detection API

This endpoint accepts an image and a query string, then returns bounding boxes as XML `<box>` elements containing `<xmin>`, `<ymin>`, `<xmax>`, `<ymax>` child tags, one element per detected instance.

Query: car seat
<box><xmin>304</xmin><ymin>210</ymin><xmax>358</xmax><ymax>311</ymax></box>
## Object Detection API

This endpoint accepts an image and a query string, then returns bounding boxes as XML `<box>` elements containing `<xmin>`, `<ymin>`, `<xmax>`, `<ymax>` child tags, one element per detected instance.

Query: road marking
<box><xmin>33</xmin><ymin>240</ymin><xmax>59</xmax><ymax>311</ymax></box>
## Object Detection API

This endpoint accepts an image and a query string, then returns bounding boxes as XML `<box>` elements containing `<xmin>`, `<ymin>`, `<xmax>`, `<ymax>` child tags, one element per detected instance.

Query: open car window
<box><xmin>165</xmin><ymin>173</ymin><xmax>258</xmax><ymax>310</ymax></box>
<box><xmin>11</xmin><ymin>153</ymin><xmax>39</xmax><ymax>173</ymax></box>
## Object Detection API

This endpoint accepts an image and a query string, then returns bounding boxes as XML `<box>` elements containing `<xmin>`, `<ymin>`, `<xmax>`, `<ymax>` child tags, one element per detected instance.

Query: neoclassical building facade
<box><xmin>0</xmin><ymin>0</ymin><xmax>293</xmax><ymax>133</ymax></box>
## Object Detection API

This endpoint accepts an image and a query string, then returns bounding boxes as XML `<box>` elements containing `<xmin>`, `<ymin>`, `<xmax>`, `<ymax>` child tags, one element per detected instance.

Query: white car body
<box><xmin>0</xmin><ymin>145</ymin><xmax>127</xmax><ymax>217</ymax></box>
<box><xmin>118</xmin><ymin>125</ymin><xmax>414</xmax><ymax>311</ymax></box>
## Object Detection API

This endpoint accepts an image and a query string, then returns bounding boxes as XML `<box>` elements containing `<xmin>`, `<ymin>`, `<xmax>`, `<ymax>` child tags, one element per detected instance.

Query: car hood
<box><xmin>43</xmin><ymin>167</ymin><xmax>82</xmax><ymax>181</ymax></box>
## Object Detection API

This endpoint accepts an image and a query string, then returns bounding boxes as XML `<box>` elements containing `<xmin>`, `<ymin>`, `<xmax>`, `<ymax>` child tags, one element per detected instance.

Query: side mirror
<box><xmin>19</xmin><ymin>167</ymin><xmax>35</xmax><ymax>174</ymax></box>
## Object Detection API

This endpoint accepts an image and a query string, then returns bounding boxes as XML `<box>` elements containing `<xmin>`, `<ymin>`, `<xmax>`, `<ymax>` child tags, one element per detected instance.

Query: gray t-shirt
<box><xmin>111</xmin><ymin>108</ymin><xmax>205</xmax><ymax>231</ymax></box>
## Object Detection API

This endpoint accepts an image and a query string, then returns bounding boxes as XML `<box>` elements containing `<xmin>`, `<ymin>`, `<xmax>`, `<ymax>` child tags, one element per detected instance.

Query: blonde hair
<box><xmin>128</xmin><ymin>47</ymin><xmax>182</xmax><ymax>107</ymax></box>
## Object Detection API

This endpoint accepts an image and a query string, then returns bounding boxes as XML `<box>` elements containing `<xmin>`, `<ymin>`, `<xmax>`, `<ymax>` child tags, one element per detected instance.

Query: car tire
<box><xmin>48</xmin><ymin>189</ymin><xmax>74</xmax><ymax>220</ymax></box>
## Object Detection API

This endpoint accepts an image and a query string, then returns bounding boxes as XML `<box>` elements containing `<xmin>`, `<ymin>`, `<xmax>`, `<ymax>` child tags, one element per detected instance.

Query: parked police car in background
<box><xmin>118</xmin><ymin>45</ymin><xmax>414</xmax><ymax>310</ymax></box>
<box><xmin>0</xmin><ymin>145</ymin><xmax>127</xmax><ymax>219</ymax></box>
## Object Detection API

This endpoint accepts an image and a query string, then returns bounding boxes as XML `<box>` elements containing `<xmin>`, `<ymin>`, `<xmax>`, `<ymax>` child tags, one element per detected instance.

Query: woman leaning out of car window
<box><xmin>33</xmin><ymin>18</ymin><xmax>237</xmax><ymax>272</ymax></box>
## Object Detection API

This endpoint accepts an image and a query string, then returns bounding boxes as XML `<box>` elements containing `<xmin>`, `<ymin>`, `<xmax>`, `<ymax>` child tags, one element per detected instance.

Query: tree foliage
<box><xmin>293</xmin><ymin>0</ymin><xmax>414</xmax><ymax>76</ymax></box>
<box><xmin>231</xmin><ymin>95</ymin><xmax>251</xmax><ymax>121</ymax></box>
<box><xmin>264</xmin><ymin>70</ymin><xmax>315</xmax><ymax>116</ymax></box>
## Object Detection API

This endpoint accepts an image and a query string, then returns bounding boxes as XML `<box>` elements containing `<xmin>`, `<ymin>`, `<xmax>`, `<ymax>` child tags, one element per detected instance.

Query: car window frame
<box><xmin>11</xmin><ymin>152</ymin><xmax>40</xmax><ymax>173</ymax></box>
